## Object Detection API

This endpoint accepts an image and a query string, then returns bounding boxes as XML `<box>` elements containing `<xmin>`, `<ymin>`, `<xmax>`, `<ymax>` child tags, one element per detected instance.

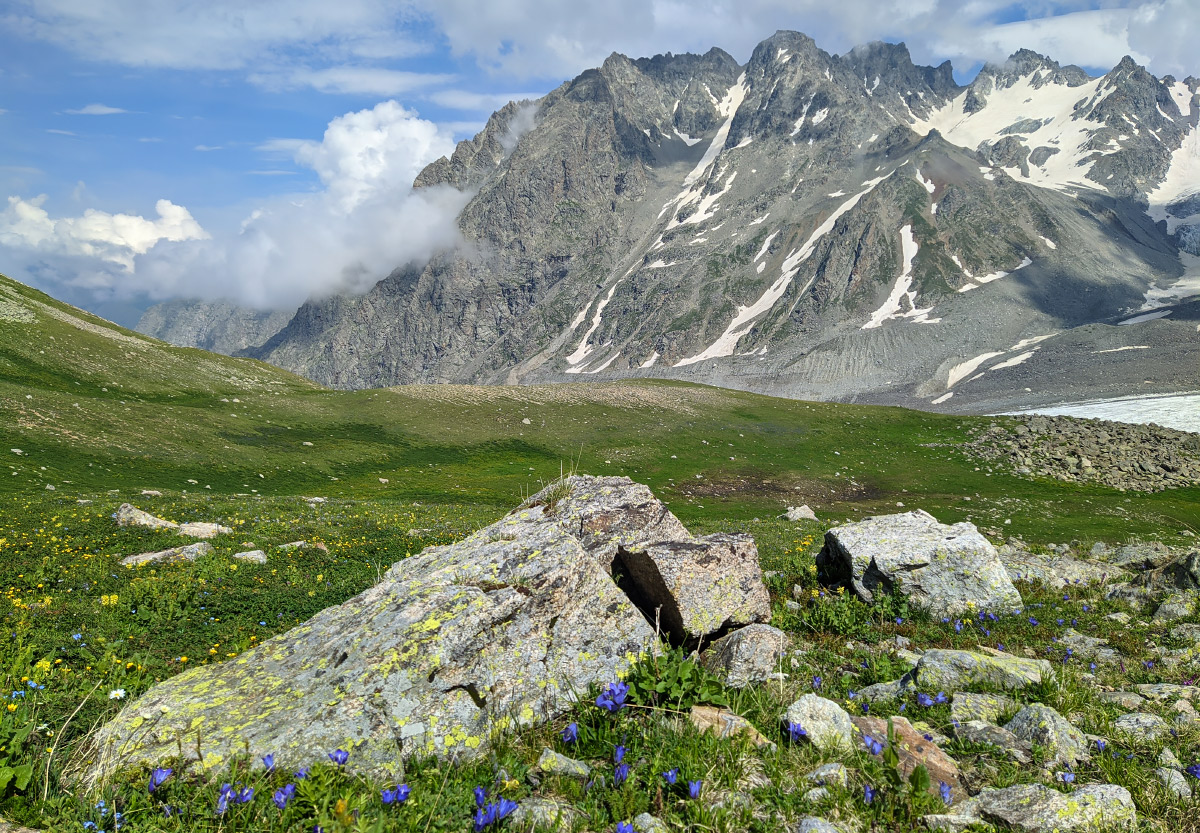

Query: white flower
<box><xmin>108</xmin><ymin>688</ymin><xmax>126</xmax><ymax>700</ymax></box>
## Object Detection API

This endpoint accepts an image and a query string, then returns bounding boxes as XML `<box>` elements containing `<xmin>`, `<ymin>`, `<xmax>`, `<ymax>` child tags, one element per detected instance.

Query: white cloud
<box><xmin>2</xmin><ymin>100</ymin><xmax>467</xmax><ymax>310</ymax></box>
<box><xmin>427</xmin><ymin>89</ymin><xmax>544</xmax><ymax>112</ymax></box>
<box><xmin>194</xmin><ymin>145</ymin><xmax>223</xmax><ymax>152</ymax></box>
<box><xmin>1128</xmin><ymin>0</ymin><xmax>1200</xmax><ymax>78</ymax></box>
<box><xmin>0</xmin><ymin>195</ymin><xmax>208</xmax><ymax>270</ymax></box>
<box><xmin>65</xmin><ymin>103</ymin><xmax>129</xmax><ymax>115</ymax></box>
<box><xmin>253</xmin><ymin>66</ymin><xmax>455</xmax><ymax>96</ymax></box>
<box><xmin>46</xmin><ymin>129</ymin><xmax>76</xmax><ymax>136</ymax></box>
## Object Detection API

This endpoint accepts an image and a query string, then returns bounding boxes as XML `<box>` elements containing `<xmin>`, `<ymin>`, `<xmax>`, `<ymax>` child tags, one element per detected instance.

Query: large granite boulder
<box><xmin>816</xmin><ymin>511</ymin><xmax>1021</xmax><ymax>616</ymax></box>
<box><xmin>701</xmin><ymin>623</ymin><xmax>787</xmax><ymax>687</ymax></box>
<box><xmin>1004</xmin><ymin>704</ymin><xmax>1089</xmax><ymax>767</ymax></box>
<box><xmin>526</xmin><ymin>475</ymin><xmax>689</xmax><ymax>569</ymax></box>
<box><xmin>81</xmin><ymin>506</ymin><xmax>658</xmax><ymax>785</ymax></box>
<box><xmin>618</xmin><ymin>534</ymin><xmax>770</xmax><ymax>641</ymax></box>
<box><xmin>113</xmin><ymin>503</ymin><xmax>232</xmax><ymax>539</ymax></box>
<box><xmin>914</xmin><ymin>649</ymin><xmax>1051</xmax><ymax>692</ymax></box>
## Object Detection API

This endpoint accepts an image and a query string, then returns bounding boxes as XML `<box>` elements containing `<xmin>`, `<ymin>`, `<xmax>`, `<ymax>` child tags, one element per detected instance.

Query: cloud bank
<box><xmin>1</xmin><ymin>101</ymin><xmax>467</xmax><ymax>310</ymax></box>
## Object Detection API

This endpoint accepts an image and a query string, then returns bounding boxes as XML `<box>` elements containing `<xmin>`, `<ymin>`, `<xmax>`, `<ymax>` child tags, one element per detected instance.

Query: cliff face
<box><xmin>219</xmin><ymin>32</ymin><xmax>1200</xmax><ymax>411</ymax></box>
<box><xmin>137</xmin><ymin>299</ymin><xmax>294</xmax><ymax>356</ymax></box>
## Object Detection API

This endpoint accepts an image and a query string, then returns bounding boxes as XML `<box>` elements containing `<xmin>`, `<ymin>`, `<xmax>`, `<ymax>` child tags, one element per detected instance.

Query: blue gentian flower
<box><xmin>864</xmin><ymin>784</ymin><xmax>876</xmax><ymax>804</ymax></box>
<box><xmin>614</xmin><ymin>745</ymin><xmax>626</xmax><ymax>763</ymax></box>
<box><xmin>216</xmin><ymin>784</ymin><xmax>234</xmax><ymax>815</ymax></box>
<box><xmin>273</xmin><ymin>783</ymin><xmax>296</xmax><ymax>810</ymax></box>
<box><xmin>940</xmin><ymin>781</ymin><xmax>952</xmax><ymax>805</ymax></box>
<box><xmin>262</xmin><ymin>754</ymin><xmax>275</xmax><ymax>772</ymax></box>
<box><xmin>812</xmin><ymin>676</ymin><xmax>822</xmax><ymax>690</ymax></box>
<box><xmin>475</xmin><ymin>786</ymin><xmax>487</xmax><ymax>807</ymax></box>
<box><xmin>1060</xmin><ymin>771</ymin><xmax>1075</xmax><ymax>784</ymax></box>
<box><xmin>917</xmin><ymin>693</ymin><xmax>933</xmax><ymax>707</ymax></box>
<box><xmin>381</xmin><ymin>784</ymin><xmax>410</xmax><ymax>804</ymax></box>
<box><xmin>614</xmin><ymin>763</ymin><xmax>629</xmax><ymax>785</ymax></box>
<box><xmin>1185</xmin><ymin>763</ymin><xmax>1200</xmax><ymax>779</ymax></box>
<box><xmin>294</xmin><ymin>767</ymin><xmax>310</xmax><ymax>780</ymax></box>
<box><xmin>616</xmin><ymin>823</ymin><xmax>634</xmax><ymax>833</ymax></box>
<box><xmin>688</xmin><ymin>780</ymin><xmax>702</xmax><ymax>799</ymax></box>
<box><xmin>595</xmin><ymin>681</ymin><xmax>629</xmax><ymax>713</ymax></box>
<box><xmin>236</xmin><ymin>787</ymin><xmax>254</xmax><ymax>804</ymax></box>
<box><xmin>786</xmin><ymin>721</ymin><xmax>807</xmax><ymax>742</ymax></box>
<box><xmin>148</xmin><ymin>767</ymin><xmax>172</xmax><ymax>793</ymax></box>
<box><xmin>1095</xmin><ymin>740</ymin><xmax>1106</xmax><ymax>753</ymax></box>
<box><xmin>662</xmin><ymin>768</ymin><xmax>679</xmax><ymax>785</ymax></box>
<box><xmin>935</xmin><ymin>691</ymin><xmax>948</xmax><ymax>704</ymax></box>
<box><xmin>328</xmin><ymin>749</ymin><xmax>349</xmax><ymax>766</ymax></box>
<box><xmin>862</xmin><ymin>734</ymin><xmax>883</xmax><ymax>755</ymax></box>
<box><xmin>561</xmin><ymin>722</ymin><xmax>578</xmax><ymax>744</ymax></box>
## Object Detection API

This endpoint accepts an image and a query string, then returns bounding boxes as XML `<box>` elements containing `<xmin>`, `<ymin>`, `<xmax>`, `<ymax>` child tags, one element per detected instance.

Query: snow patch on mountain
<box><xmin>862</xmin><ymin>225</ymin><xmax>935</xmax><ymax>328</ymax></box>
<box><xmin>565</xmin><ymin>280</ymin><xmax>623</xmax><ymax>370</ymax></box>
<box><xmin>947</xmin><ymin>352</ymin><xmax>1005</xmax><ymax>388</ymax></box>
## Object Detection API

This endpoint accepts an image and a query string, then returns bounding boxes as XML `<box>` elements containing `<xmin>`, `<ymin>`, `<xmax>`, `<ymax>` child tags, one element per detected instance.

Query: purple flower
<box><xmin>236</xmin><ymin>787</ymin><xmax>254</xmax><ymax>804</ymax></box>
<box><xmin>862</xmin><ymin>734</ymin><xmax>883</xmax><ymax>755</ymax></box>
<box><xmin>861</xmin><ymin>702</ymin><xmax>870</xmax><ymax>714</ymax></box>
<box><xmin>1095</xmin><ymin>739</ymin><xmax>1106</xmax><ymax>753</ymax></box>
<box><xmin>614</xmin><ymin>763</ymin><xmax>630</xmax><ymax>785</ymax></box>
<box><xmin>328</xmin><ymin>749</ymin><xmax>349</xmax><ymax>766</ymax></box>
<box><xmin>614</xmin><ymin>745</ymin><xmax>626</xmax><ymax>763</ymax></box>
<box><xmin>475</xmin><ymin>786</ymin><xmax>488</xmax><ymax>807</ymax></box>
<box><xmin>216</xmin><ymin>783</ymin><xmax>234</xmax><ymax>815</ymax></box>
<box><xmin>895</xmin><ymin>616</ymin><xmax>903</xmax><ymax>625</ymax></box>
<box><xmin>662</xmin><ymin>768</ymin><xmax>678</xmax><ymax>785</ymax></box>
<box><xmin>616</xmin><ymin>824</ymin><xmax>634</xmax><ymax>833</ymax></box>
<box><xmin>294</xmin><ymin>767</ymin><xmax>310</xmax><ymax>780</ymax></box>
<box><xmin>954</xmin><ymin>620</ymin><xmax>963</xmax><ymax>633</ymax></box>
<box><xmin>596</xmin><ymin>681</ymin><xmax>629</xmax><ymax>713</ymax></box>
<box><xmin>940</xmin><ymin>781</ymin><xmax>952</xmax><ymax>805</ymax></box>
<box><xmin>1060</xmin><ymin>771</ymin><xmax>1075</xmax><ymax>784</ymax></box>
<box><xmin>262</xmin><ymin>754</ymin><xmax>275</xmax><ymax>772</ymax></box>
<box><xmin>1185</xmin><ymin>763</ymin><xmax>1200</xmax><ymax>780</ymax></box>
<box><xmin>935</xmin><ymin>691</ymin><xmax>948</xmax><ymax>704</ymax></box>
<box><xmin>561</xmin><ymin>722</ymin><xmax>578</xmax><ymax>744</ymax></box>
<box><xmin>148</xmin><ymin>767</ymin><xmax>172</xmax><ymax>794</ymax></box>
<box><xmin>786</xmin><ymin>721</ymin><xmax>808</xmax><ymax>742</ymax></box>
<box><xmin>688</xmin><ymin>780</ymin><xmax>702</xmax><ymax>800</ymax></box>
<box><xmin>812</xmin><ymin>676</ymin><xmax>822</xmax><ymax>690</ymax></box>
<box><xmin>864</xmin><ymin>784</ymin><xmax>876</xmax><ymax>804</ymax></box>
<box><xmin>1029</xmin><ymin>617</ymin><xmax>1039</xmax><ymax>626</ymax></box>
<box><xmin>381</xmin><ymin>784</ymin><xmax>410</xmax><ymax>805</ymax></box>
<box><xmin>273</xmin><ymin>783</ymin><xmax>296</xmax><ymax>810</ymax></box>
<box><xmin>917</xmin><ymin>693</ymin><xmax>934</xmax><ymax>708</ymax></box>
<box><xmin>847</xmin><ymin>690</ymin><xmax>857</xmax><ymax>699</ymax></box>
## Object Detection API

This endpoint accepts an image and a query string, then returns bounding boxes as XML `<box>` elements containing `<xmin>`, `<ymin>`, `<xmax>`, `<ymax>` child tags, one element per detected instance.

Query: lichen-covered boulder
<box><xmin>950</xmin><ymin>692</ymin><xmax>1019</xmax><ymax>725</ymax></box>
<box><xmin>781</xmin><ymin>694</ymin><xmax>853</xmax><ymax>751</ymax></box>
<box><xmin>176</xmin><ymin>521</ymin><xmax>232</xmax><ymax>539</ymax></box>
<box><xmin>816</xmin><ymin>511</ymin><xmax>1021</xmax><ymax>616</ymax></box>
<box><xmin>976</xmin><ymin>783</ymin><xmax>1135</xmax><ymax>832</ymax></box>
<box><xmin>701</xmin><ymin>624</ymin><xmax>787</xmax><ymax>687</ymax></box>
<box><xmin>114</xmin><ymin>503</ymin><xmax>178</xmax><ymax>531</ymax></box>
<box><xmin>914</xmin><ymin>649</ymin><xmax>1051</xmax><ymax>692</ymax></box>
<box><xmin>950</xmin><ymin>720</ymin><xmax>1032</xmax><ymax>764</ymax></box>
<box><xmin>1112</xmin><ymin>712</ymin><xmax>1169</xmax><ymax>742</ymax></box>
<box><xmin>80</xmin><ymin>507</ymin><xmax>658</xmax><ymax>786</ymax></box>
<box><xmin>120</xmin><ymin>542</ymin><xmax>213</xmax><ymax>567</ymax></box>
<box><xmin>618</xmin><ymin>533</ymin><xmax>770</xmax><ymax>641</ymax></box>
<box><xmin>1004</xmin><ymin>704</ymin><xmax>1089</xmax><ymax>767</ymax></box>
<box><xmin>527</xmin><ymin>475</ymin><xmax>689</xmax><ymax>569</ymax></box>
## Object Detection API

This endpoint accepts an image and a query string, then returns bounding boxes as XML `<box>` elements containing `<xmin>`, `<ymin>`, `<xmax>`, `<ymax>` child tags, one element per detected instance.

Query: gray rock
<box><xmin>83</xmin><ymin>506</ymin><xmax>659</xmax><ymax>784</ymax></box>
<box><xmin>114</xmin><ymin>503</ymin><xmax>178</xmax><ymax>531</ymax></box>
<box><xmin>508</xmin><ymin>799</ymin><xmax>581</xmax><ymax>832</ymax></box>
<box><xmin>920</xmin><ymin>813</ymin><xmax>984</xmax><ymax>833</ymax></box>
<box><xmin>632</xmin><ymin>813</ymin><xmax>668</xmax><ymax>833</ymax></box>
<box><xmin>1108</xmin><ymin>541</ymin><xmax>1178</xmax><ymax>570</ymax></box>
<box><xmin>802</xmin><ymin>787</ymin><xmax>829</xmax><ymax>803</ymax></box>
<box><xmin>795</xmin><ymin>818</ymin><xmax>843</xmax><ymax>833</ymax></box>
<box><xmin>784</xmin><ymin>505</ymin><xmax>818</xmax><ymax>522</ymax></box>
<box><xmin>782</xmin><ymin>694</ymin><xmax>854</xmax><ymax>751</ymax></box>
<box><xmin>1004</xmin><ymin>704</ymin><xmax>1089</xmax><ymax>767</ymax></box>
<box><xmin>804</xmin><ymin>762</ymin><xmax>849</xmax><ymax>787</ymax></box>
<box><xmin>951</xmin><ymin>720</ymin><xmax>1033</xmax><ymax>764</ymax></box>
<box><xmin>619</xmin><ymin>533</ymin><xmax>770</xmax><ymax>641</ymax></box>
<box><xmin>997</xmin><ymin>547</ymin><xmax>1120</xmax><ymax>589</ymax></box>
<box><xmin>176</xmin><ymin>521</ymin><xmax>233</xmax><ymax>539</ymax></box>
<box><xmin>529</xmin><ymin>475</ymin><xmax>689</xmax><ymax>570</ymax></box>
<box><xmin>817</xmin><ymin>511</ymin><xmax>1022</xmax><ymax>617</ymax></box>
<box><xmin>1112</xmin><ymin>712</ymin><xmax>1169</xmax><ymax>742</ymax></box>
<box><xmin>1096</xmin><ymin>691</ymin><xmax>1147</xmax><ymax>709</ymax></box>
<box><xmin>536</xmin><ymin>748</ymin><xmax>591</xmax><ymax>780</ymax></box>
<box><xmin>1057</xmin><ymin>629</ymin><xmax>1120</xmax><ymax>664</ymax></box>
<box><xmin>858</xmin><ymin>678</ymin><xmax>913</xmax><ymax>702</ymax></box>
<box><xmin>1155</xmin><ymin>767</ymin><xmax>1192</xmax><ymax>799</ymax></box>
<box><xmin>1169</xmin><ymin>623</ymin><xmax>1200</xmax><ymax>644</ymax></box>
<box><xmin>950</xmin><ymin>692</ymin><xmax>1019</xmax><ymax>724</ymax></box>
<box><xmin>120</xmin><ymin>542</ymin><xmax>213</xmax><ymax>567</ymax></box>
<box><xmin>1135</xmin><ymin>683</ymin><xmax>1200</xmax><ymax>702</ymax></box>
<box><xmin>1153</xmin><ymin>592</ymin><xmax>1197</xmax><ymax>623</ymax></box>
<box><xmin>1106</xmin><ymin>611</ymin><xmax>1133</xmax><ymax>624</ymax></box>
<box><xmin>977</xmin><ymin>783</ymin><xmax>1135</xmax><ymax>832</ymax></box>
<box><xmin>233</xmin><ymin>549</ymin><xmax>267</xmax><ymax>564</ymax></box>
<box><xmin>701</xmin><ymin>623</ymin><xmax>787</xmax><ymax>687</ymax></box>
<box><xmin>915</xmin><ymin>649</ymin><xmax>1051</xmax><ymax>692</ymax></box>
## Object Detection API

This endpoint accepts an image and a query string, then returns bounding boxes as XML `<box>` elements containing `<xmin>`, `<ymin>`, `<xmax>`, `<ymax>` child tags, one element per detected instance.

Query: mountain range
<box><xmin>137</xmin><ymin>31</ymin><xmax>1200</xmax><ymax>413</ymax></box>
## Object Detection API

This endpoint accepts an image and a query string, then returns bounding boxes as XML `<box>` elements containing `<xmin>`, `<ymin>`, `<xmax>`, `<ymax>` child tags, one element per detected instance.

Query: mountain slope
<box><xmin>237</xmin><ymin>31</ymin><xmax>1199</xmax><ymax>411</ymax></box>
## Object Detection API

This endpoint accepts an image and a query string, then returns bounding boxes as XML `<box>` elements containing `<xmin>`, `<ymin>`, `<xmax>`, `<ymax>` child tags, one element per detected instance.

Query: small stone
<box><xmin>1155</xmin><ymin>767</ymin><xmax>1192</xmax><ymax>799</ymax></box>
<box><xmin>1106</xmin><ymin>611</ymin><xmax>1132</xmax><ymax>624</ymax></box>
<box><xmin>784</xmin><ymin>505</ymin><xmax>818</xmax><ymax>522</ymax></box>
<box><xmin>795</xmin><ymin>818</ymin><xmax>843</xmax><ymax>833</ymax></box>
<box><xmin>1004</xmin><ymin>704</ymin><xmax>1089</xmax><ymax>767</ymax></box>
<box><xmin>632</xmin><ymin>813</ymin><xmax>667</xmax><ymax>833</ymax></box>
<box><xmin>951</xmin><ymin>720</ymin><xmax>1032</xmax><ymax>764</ymax></box>
<box><xmin>921</xmin><ymin>814</ymin><xmax>983</xmax><ymax>833</ymax></box>
<box><xmin>802</xmin><ymin>786</ymin><xmax>829</xmax><ymax>802</ymax></box>
<box><xmin>233</xmin><ymin>550</ymin><xmax>267</xmax><ymax>564</ymax></box>
<box><xmin>782</xmin><ymin>694</ymin><xmax>853</xmax><ymax>751</ymax></box>
<box><xmin>1095</xmin><ymin>691</ymin><xmax>1146</xmax><ymax>710</ymax></box>
<box><xmin>114</xmin><ymin>503</ymin><xmax>178</xmax><ymax>531</ymax></box>
<box><xmin>690</xmin><ymin>705</ymin><xmax>775</xmax><ymax>750</ymax></box>
<box><xmin>1112</xmin><ymin>712</ymin><xmax>1169</xmax><ymax>742</ymax></box>
<box><xmin>508</xmin><ymin>798</ymin><xmax>580</xmax><ymax>832</ymax></box>
<box><xmin>701</xmin><ymin>624</ymin><xmax>787</xmax><ymax>687</ymax></box>
<box><xmin>140</xmin><ymin>490</ymin><xmax>162</xmax><ymax>497</ymax></box>
<box><xmin>1159</xmin><ymin>748</ymin><xmax>1183</xmax><ymax>768</ymax></box>
<box><xmin>536</xmin><ymin>748</ymin><xmax>591</xmax><ymax>780</ymax></box>
<box><xmin>950</xmin><ymin>691</ymin><xmax>1018</xmax><ymax>724</ymax></box>
<box><xmin>804</xmin><ymin>763</ymin><xmax>848</xmax><ymax>787</ymax></box>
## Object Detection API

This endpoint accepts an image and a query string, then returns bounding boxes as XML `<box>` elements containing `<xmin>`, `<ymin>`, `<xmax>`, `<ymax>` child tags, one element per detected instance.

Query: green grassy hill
<box><xmin>2</xmin><ymin>272</ymin><xmax>1200</xmax><ymax>830</ymax></box>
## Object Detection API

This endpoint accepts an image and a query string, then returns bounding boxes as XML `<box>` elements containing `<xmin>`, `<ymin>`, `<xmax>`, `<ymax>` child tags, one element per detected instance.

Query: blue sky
<box><xmin>0</xmin><ymin>0</ymin><xmax>1195</xmax><ymax>324</ymax></box>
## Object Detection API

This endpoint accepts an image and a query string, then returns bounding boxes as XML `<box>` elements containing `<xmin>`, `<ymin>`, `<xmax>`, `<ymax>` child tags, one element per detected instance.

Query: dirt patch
<box><xmin>674</xmin><ymin>470</ymin><xmax>886</xmax><ymax>506</ymax></box>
